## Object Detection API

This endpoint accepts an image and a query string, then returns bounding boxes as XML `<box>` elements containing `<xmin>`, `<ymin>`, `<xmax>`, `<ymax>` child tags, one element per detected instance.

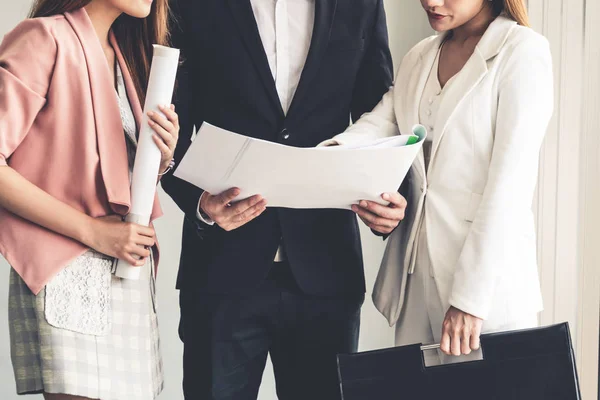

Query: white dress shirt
<box><xmin>197</xmin><ymin>0</ymin><xmax>316</xmax><ymax>260</ymax></box>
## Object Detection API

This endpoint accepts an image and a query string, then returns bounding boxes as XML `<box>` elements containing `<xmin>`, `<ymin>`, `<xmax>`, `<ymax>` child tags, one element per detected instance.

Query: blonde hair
<box><xmin>492</xmin><ymin>0</ymin><xmax>530</xmax><ymax>27</ymax></box>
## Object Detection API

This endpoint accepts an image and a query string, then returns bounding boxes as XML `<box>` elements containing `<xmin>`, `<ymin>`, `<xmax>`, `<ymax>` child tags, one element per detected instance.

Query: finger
<box><xmin>364</xmin><ymin>221</ymin><xmax>393</xmax><ymax>234</ymax></box>
<box><xmin>230</xmin><ymin>203</ymin><xmax>267</xmax><ymax>229</ymax></box>
<box><xmin>440</xmin><ymin>330</ymin><xmax>452</xmax><ymax>355</ymax></box>
<box><xmin>158</xmin><ymin>104</ymin><xmax>180</xmax><ymax>131</ymax></box>
<box><xmin>231</xmin><ymin>199</ymin><xmax>267</xmax><ymax>222</ymax></box>
<box><xmin>135</xmin><ymin>224</ymin><xmax>156</xmax><ymax>238</ymax></box>
<box><xmin>352</xmin><ymin>204</ymin><xmax>398</xmax><ymax>228</ymax></box>
<box><xmin>129</xmin><ymin>245</ymin><xmax>151</xmax><ymax>259</ymax></box>
<box><xmin>451</xmin><ymin>328</ymin><xmax>462</xmax><ymax>356</ymax></box>
<box><xmin>148</xmin><ymin>110</ymin><xmax>175</xmax><ymax>134</ymax></box>
<box><xmin>135</xmin><ymin>234</ymin><xmax>156</xmax><ymax>247</ymax></box>
<box><xmin>121</xmin><ymin>252</ymin><xmax>146</xmax><ymax>267</ymax></box>
<box><xmin>471</xmin><ymin>324</ymin><xmax>482</xmax><ymax>351</ymax></box>
<box><xmin>152</xmin><ymin>134</ymin><xmax>172</xmax><ymax>157</ymax></box>
<box><xmin>359</xmin><ymin>199</ymin><xmax>403</xmax><ymax>221</ymax></box>
<box><xmin>149</xmin><ymin>120</ymin><xmax>176</xmax><ymax>149</ymax></box>
<box><xmin>226</xmin><ymin>195</ymin><xmax>264</xmax><ymax>217</ymax></box>
<box><xmin>215</xmin><ymin>188</ymin><xmax>241</xmax><ymax>206</ymax></box>
<box><xmin>461</xmin><ymin>329</ymin><xmax>472</xmax><ymax>355</ymax></box>
<box><xmin>382</xmin><ymin>192</ymin><xmax>408</xmax><ymax>208</ymax></box>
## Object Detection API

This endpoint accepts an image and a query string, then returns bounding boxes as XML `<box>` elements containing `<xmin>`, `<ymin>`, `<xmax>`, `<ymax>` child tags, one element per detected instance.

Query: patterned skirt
<box><xmin>8</xmin><ymin>250</ymin><xmax>164</xmax><ymax>399</ymax></box>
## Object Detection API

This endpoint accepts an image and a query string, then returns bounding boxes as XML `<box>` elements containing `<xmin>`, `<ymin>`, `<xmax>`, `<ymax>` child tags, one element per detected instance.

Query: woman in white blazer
<box><xmin>324</xmin><ymin>0</ymin><xmax>553</xmax><ymax>364</ymax></box>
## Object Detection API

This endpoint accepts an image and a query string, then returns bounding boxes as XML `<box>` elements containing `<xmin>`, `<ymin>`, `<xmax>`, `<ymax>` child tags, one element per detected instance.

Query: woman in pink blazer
<box><xmin>0</xmin><ymin>1</ymin><xmax>179</xmax><ymax>399</ymax></box>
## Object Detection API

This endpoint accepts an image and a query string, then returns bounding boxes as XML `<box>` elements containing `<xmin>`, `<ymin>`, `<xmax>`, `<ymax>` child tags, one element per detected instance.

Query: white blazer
<box><xmin>327</xmin><ymin>16</ymin><xmax>554</xmax><ymax>330</ymax></box>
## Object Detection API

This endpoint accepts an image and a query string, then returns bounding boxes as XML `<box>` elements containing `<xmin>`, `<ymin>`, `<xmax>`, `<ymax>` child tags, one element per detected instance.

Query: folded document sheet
<box><xmin>174</xmin><ymin>123</ymin><xmax>426</xmax><ymax>210</ymax></box>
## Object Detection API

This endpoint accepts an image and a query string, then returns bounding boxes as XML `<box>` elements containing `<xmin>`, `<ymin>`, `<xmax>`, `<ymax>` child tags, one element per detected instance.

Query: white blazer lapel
<box><xmin>430</xmin><ymin>16</ymin><xmax>517</xmax><ymax>165</ymax></box>
<box><xmin>430</xmin><ymin>52</ymin><xmax>488</xmax><ymax>163</ymax></box>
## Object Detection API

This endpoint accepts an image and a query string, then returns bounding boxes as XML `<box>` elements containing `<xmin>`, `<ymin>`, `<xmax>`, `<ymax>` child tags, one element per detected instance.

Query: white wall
<box><xmin>0</xmin><ymin>1</ymin><xmax>432</xmax><ymax>399</ymax></box>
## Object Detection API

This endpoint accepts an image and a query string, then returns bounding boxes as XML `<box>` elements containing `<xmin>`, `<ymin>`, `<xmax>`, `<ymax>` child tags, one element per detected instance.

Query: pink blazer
<box><xmin>0</xmin><ymin>8</ymin><xmax>163</xmax><ymax>294</ymax></box>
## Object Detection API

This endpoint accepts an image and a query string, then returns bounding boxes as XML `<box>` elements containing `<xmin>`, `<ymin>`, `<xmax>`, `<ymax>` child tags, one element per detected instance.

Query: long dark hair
<box><xmin>29</xmin><ymin>0</ymin><xmax>171</xmax><ymax>104</ymax></box>
<box><xmin>491</xmin><ymin>0</ymin><xmax>530</xmax><ymax>27</ymax></box>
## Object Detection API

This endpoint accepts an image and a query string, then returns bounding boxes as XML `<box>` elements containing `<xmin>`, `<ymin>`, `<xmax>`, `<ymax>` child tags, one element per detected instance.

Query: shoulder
<box><xmin>502</xmin><ymin>24</ymin><xmax>551</xmax><ymax>61</ymax></box>
<box><xmin>0</xmin><ymin>15</ymin><xmax>65</xmax><ymax>57</ymax></box>
<box><xmin>397</xmin><ymin>34</ymin><xmax>439</xmax><ymax>71</ymax></box>
<box><xmin>495</xmin><ymin>24</ymin><xmax>553</xmax><ymax>103</ymax></box>
<box><xmin>3</xmin><ymin>15</ymin><xmax>64</xmax><ymax>41</ymax></box>
<box><xmin>0</xmin><ymin>16</ymin><xmax>68</xmax><ymax>95</ymax></box>
<box><xmin>411</xmin><ymin>35</ymin><xmax>440</xmax><ymax>55</ymax></box>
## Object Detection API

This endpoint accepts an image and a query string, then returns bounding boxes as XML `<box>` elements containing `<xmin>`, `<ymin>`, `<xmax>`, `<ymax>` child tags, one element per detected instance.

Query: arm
<box><xmin>448</xmin><ymin>37</ymin><xmax>554</xmax><ymax>321</ymax></box>
<box><xmin>160</xmin><ymin>0</ymin><xmax>206</xmax><ymax>219</ymax></box>
<box><xmin>350</xmin><ymin>0</ymin><xmax>394</xmax><ymax>122</ymax></box>
<box><xmin>320</xmin><ymin>0</ymin><xmax>398</xmax><ymax>148</ymax></box>
<box><xmin>161</xmin><ymin>0</ymin><xmax>267</xmax><ymax>230</ymax></box>
<box><xmin>0</xmin><ymin>21</ymin><xmax>153</xmax><ymax>265</ymax></box>
<box><xmin>335</xmin><ymin>0</ymin><xmax>407</xmax><ymax>232</ymax></box>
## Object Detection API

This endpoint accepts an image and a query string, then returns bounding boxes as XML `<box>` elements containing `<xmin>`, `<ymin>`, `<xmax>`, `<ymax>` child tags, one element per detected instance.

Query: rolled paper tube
<box><xmin>115</xmin><ymin>45</ymin><xmax>180</xmax><ymax>279</ymax></box>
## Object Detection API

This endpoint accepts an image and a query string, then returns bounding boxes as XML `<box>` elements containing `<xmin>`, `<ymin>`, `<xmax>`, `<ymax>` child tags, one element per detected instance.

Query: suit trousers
<box><xmin>179</xmin><ymin>261</ymin><xmax>364</xmax><ymax>400</ymax></box>
<box><xmin>395</xmin><ymin>223</ymin><xmax>538</xmax><ymax>366</ymax></box>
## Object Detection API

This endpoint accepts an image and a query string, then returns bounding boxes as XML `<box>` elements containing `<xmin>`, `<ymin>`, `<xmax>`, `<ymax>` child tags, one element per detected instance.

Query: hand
<box><xmin>351</xmin><ymin>192</ymin><xmax>407</xmax><ymax>234</ymax></box>
<box><xmin>200</xmin><ymin>187</ymin><xmax>268</xmax><ymax>231</ymax></box>
<box><xmin>87</xmin><ymin>215</ymin><xmax>156</xmax><ymax>266</ymax></box>
<box><xmin>440</xmin><ymin>306</ymin><xmax>483</xmax><ymax>356</ymax></box>
<box><xmin>148</xmin><ymin>104</ymin><xmax>179</xmax><ymax>174</ymax></box>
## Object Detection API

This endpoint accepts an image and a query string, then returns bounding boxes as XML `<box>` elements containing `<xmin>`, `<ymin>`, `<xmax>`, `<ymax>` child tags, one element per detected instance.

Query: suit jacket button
<box><xmin>280</xmin><ymin>128</ymin><xmax>290</xmax><ymax>140</ymax></box>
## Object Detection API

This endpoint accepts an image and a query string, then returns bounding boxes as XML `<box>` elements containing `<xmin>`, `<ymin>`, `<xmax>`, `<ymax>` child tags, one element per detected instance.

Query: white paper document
<box><xmin>174</xmin><ymin>123</ymin><xmax>427</xmax><ymax>210</ymax></box>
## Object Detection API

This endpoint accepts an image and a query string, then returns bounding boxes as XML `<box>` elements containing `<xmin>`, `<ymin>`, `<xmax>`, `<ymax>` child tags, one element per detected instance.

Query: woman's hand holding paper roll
<box><xmin>148</xmin><ymin>104</ymin><xmax>179</xmax><ymax>174</ymax></box>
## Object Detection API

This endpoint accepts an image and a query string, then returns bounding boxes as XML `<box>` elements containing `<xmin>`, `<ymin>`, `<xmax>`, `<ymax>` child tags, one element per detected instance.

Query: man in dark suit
<box><xmin>163</xmin><ymin>1</ymin><xmax>396</xmax><ymax>398</ymax></box>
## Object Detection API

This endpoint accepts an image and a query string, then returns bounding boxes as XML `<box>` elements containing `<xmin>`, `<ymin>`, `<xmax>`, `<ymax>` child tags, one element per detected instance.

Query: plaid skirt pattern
<box><xmin>8</xmin><ymin>250</ymin><xmax>164</xmax><ymax>399</ymax></box>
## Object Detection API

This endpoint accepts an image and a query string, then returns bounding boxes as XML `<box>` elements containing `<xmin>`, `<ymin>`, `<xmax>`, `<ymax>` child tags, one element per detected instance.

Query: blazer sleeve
<box><xmin>320</xmin><ymin>85</ymin><xmax>399</xmax><ymax>147</ymax></box>
<box><xmin>350</xmin><ymin>0</ymin><xmax>393</xmax><ymax>123</ymax></box>
<box><xmin>0</xmin><ymin>20</ymin><xmax>57</xmax><ymax>166</ymax></box>
<box><xmin>448</xmin><ymin>36</ymin><xmax>554</xmax><ymax>320</ymax></box>
<box><xmin>160</xmin><ymin>0</ymin><xmax>207</xmax><ymax>221</ymax></box>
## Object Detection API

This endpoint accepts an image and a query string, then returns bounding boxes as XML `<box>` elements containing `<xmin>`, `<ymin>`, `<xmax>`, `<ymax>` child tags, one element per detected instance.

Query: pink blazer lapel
<box><xmin>64</xmin><ymin>8</ymin><xmax>131</xmax><ymax>216</ymax></box>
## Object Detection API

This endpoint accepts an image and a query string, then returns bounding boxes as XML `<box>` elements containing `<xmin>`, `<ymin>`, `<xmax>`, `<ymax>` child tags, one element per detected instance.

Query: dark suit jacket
<box><xmin>163</xmin><ymin>0</ymin><xmax>393</xmax><ymax>297</ymax></box>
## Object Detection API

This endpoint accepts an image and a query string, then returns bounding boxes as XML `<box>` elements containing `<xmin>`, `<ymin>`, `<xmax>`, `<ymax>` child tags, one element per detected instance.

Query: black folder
<box><xmin>337</xmin><ymin>323</ymin><xmax>581</xmax><ymax>400</ymax></box>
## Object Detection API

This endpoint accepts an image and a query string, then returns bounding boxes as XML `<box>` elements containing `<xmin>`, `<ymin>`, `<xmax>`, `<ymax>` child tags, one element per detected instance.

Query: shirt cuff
<box><xmin>317</xmin><ymin>139</ymin><xmax>341</xmax><ymax>147</ymax></box>
<box><xmin>196</xmin><ymin>192</ymin><xmax>215</xmax><ymax>225</ymax></box>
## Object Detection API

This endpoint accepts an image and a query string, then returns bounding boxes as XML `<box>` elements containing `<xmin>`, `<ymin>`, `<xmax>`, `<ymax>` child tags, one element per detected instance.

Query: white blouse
<box><xmin>418</xmin><ymin>45</ymin><xmax>457</xmax><ymax>171</ymax></box>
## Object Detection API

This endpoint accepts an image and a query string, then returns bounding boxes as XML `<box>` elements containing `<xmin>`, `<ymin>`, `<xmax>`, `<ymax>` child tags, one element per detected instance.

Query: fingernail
<box><xmin>360</xmin><ymin>201</ymin><xmax>368</xmax><ymax>208</ymax></box>
<box><xmin>148</xmin><ymin>120</ymin><xmax>155</xmax><ymax>126</ymax></box>
<box><xmin>382</xmin><ymin>193</ymin><xmax>390</xmax><ymax>200</ymax></box>
<box><xmin>148</xmin><ymin>111</ymin><xmax>154</xmax><ymax>116</ymax></box>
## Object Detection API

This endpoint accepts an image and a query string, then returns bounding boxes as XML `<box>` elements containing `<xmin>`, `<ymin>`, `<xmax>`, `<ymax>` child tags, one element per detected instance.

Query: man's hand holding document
<box><xmin>174</xmin><ymin>123</ymin><xmax>426</xmax><ymax>211</ymax></box>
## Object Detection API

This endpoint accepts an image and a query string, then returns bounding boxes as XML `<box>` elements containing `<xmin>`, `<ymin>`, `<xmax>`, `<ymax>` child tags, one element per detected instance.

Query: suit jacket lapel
<box><xmin>226</xmin><ymin>0</ymin><xmax>284</xmax><ymax>117</ymax></box>
<box><xmin>64</xmin><ymin>8</ymin><xmax>131</xmax><ymax>216</ymax></box>
<box><xmin>287</xmin><ymin>0</ymin><xmax>337</xmax><ymax>117</ymax></box>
